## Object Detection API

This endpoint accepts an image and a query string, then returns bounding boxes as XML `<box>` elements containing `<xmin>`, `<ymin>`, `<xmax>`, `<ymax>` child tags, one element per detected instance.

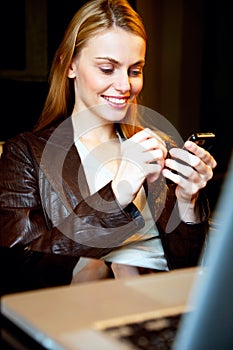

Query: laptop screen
<box><xmin>173</xmin><ymin>151</ymin><xmax>233</xmax><ymax>350</ymax></box>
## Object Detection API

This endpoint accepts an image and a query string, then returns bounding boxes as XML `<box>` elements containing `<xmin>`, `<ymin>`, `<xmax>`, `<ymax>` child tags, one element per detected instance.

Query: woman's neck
<box><xmin>71</xmin><ymin>114</ymin><xmax>119</xmax><ymax>149</ymax></box>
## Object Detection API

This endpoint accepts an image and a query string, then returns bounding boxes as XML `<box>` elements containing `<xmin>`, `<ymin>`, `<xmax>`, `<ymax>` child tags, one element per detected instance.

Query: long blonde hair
<box><xmin>34</xmin><ymin>0</ymin><xmax>147</xmax><ymax>137</ymax></box>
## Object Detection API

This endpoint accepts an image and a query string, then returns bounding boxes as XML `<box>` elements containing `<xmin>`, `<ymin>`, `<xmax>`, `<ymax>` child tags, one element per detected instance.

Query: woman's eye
<box><xmin>99</xmin><ymin>66</ymin><xmax>114</xmax><ymax>74</ymax></box>
<box><xmin>129</xmin><ymin>67</ymin><xmax>143</xmax><ymax>76</ymax></box>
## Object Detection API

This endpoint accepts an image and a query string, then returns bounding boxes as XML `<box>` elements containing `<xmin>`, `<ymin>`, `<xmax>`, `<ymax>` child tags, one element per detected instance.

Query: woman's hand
<box><xmin>112</xmin><ymin>128</ymin><xmax>167</xmax><ymax>207</ymax></box>
<box><xmin>162</xmin><ymin>140</ymin><xmax>217</xmax><ymax>222</ymax></box>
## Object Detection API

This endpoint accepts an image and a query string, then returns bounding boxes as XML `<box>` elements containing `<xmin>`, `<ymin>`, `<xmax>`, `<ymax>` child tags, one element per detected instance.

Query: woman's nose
<box><xmin>114</xmin><ymin>71</ymin><xmax>130</xmax><ymax>93</ymax></box>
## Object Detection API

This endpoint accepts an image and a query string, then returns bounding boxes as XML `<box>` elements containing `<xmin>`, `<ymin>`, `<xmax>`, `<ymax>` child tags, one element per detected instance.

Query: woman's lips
<box><xmin>102</xmin><ymin>95</ymin><xmax>130</xmax><ymax>108</ymax></box>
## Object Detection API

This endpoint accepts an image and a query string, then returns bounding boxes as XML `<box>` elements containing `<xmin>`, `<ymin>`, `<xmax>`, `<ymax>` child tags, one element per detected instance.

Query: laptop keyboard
<box><xmin>103</xmin><ymin>313</ymin><xmax>185</xmax><ymax>350</ymax></box>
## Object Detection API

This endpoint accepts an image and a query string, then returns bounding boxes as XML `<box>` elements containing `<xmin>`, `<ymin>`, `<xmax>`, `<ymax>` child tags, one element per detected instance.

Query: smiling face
<box><xmin>68</xmin><ymin>27</ymin><xmax>146</xmax><ymax>124</ymax></box>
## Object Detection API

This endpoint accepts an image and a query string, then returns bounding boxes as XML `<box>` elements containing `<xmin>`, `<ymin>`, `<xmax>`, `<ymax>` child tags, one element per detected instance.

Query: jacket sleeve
<box><xmin>156</xmin><ymin>183</ymin><xmax>210</xmax><ymax>269</ymax></box>
<box><xmin>0</xmin><ymin>138</ymin><xmax>145</xmax><ymax>293</ymax></box>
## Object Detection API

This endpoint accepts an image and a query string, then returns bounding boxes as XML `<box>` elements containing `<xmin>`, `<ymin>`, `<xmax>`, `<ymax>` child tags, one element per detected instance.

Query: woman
<box><xmin>0</xmin><ymin>0</ymin><xmax>216</xmax><ymax>295</ymax></box>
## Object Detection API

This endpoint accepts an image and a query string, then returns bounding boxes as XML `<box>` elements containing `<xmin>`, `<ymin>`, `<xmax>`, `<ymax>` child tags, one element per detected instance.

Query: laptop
<box><xmin>1</xmin><ymin>152</ymin><xmax>233</xmax><ymax>350</ymax></box>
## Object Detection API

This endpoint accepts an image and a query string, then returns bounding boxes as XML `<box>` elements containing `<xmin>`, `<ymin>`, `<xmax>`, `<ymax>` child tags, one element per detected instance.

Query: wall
<box><xmin>136</xmin><ymin>0</ymin><xmax>233</xmax><ymax>209</ymax></box>
<box><xmin>136</xmin><ymin>0</ymin><xmax>203</xmax><ymax>139</ymax></box>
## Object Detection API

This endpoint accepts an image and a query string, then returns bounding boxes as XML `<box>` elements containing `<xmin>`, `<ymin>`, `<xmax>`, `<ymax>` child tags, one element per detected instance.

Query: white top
<box><xmin>74</xmin><ymin>136</ymin><xmax>168</xmax><ymax>271</ymax></box>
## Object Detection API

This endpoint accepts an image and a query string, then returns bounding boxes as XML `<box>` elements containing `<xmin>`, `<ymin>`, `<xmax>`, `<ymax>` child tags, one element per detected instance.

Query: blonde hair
<box><xmin>34</xmin><ymin>0</ymin><xmax>147</xmax><ymax>137</ymax></box>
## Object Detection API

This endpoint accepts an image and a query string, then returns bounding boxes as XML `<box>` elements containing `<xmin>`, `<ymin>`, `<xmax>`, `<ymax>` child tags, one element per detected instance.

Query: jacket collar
<box><xmin>32</xmin><ymin>117</ymin><xmax>90</xmax><ymax>211</ymax></box>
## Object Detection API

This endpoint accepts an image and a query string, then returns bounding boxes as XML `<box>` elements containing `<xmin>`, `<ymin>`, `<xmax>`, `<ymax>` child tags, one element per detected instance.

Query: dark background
<box><xmin>0</xmin><ymin>0</ymin><xmax>232</xmax><ymax>212</ymax></box>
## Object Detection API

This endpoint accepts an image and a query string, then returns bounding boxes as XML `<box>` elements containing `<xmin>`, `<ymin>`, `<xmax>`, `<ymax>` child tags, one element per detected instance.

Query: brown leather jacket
<box><xmin>0</xmin><ymin>118</ymin><xmax>210</xmax><ymax>295</ymax></box>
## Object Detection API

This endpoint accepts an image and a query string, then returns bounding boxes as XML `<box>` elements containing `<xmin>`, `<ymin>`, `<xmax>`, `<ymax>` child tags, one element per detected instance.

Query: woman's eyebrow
<box><xmin>95</xmin><ymin>57</ymin><xmax>119</xmax><ymax>64</ymax></box>
<box><xmin>95</xmin><ymin>57</ymin><xmax>145</xmax><ymax>66</ymax></box>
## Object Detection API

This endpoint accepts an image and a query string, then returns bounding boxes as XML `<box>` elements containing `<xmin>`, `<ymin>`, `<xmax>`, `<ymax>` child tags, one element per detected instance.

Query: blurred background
<box><xmin>0</xmin><ymin>0</ymin><xmax>232</xmax><ymax>212</ymax></box>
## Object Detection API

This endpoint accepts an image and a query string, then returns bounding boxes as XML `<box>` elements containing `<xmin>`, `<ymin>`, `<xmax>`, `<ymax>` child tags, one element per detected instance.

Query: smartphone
<box><xmin>187</xmin><ymin>132</ymin><xmax>215</xmax><ymax>150</ymax></box>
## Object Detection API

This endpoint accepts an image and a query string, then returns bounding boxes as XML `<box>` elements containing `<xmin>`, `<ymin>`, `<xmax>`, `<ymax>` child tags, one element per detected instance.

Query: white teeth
<box><xmin>105</xmin><ymin>96</ymin><xmax>127</xmax><ymax>104</ymax></box>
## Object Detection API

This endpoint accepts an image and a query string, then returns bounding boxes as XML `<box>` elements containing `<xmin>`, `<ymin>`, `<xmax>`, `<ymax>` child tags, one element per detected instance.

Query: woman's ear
<box><xmin>67</xmin><ymin>60</ymin><xmax>78</xmax><ymax>78</ymax></box>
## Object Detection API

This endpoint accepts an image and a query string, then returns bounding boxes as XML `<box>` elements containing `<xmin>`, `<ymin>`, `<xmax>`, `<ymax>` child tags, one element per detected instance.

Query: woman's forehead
<box><xmin>81</xmin><ymin>27</ymin><xmax>146</xmax><ymax>60</ymax></box>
